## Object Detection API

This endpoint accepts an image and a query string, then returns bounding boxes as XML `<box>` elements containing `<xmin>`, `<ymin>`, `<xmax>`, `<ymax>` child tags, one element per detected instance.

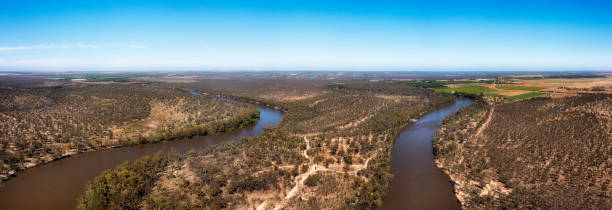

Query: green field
<box><xmin>484</xmin><ymin>92</ymin><xmax>546</xmax><ymax>100</ymax></box>
<box><xmin>495</xmin><ymin>85</ymin><xmax>545</xmax><ymax>91</ymax></box>
<box><xmin>435</xmin><ymin>85</ymin><xmax>494</xmax><ymax>95</ymax></box>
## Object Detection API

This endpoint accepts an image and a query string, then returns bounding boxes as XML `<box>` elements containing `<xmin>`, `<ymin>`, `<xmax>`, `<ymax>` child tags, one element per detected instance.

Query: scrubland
<box><xmin>78</xmin><ymin>80</ymin><xmax>455</xmax><ymax>209</ymax></box>
<box><xmin>5</xmin><ymin>73</ymin><xmax>611</xmax><ymax>209</ymax></box>
<box><xmin>0</xmin><ymin>84</ymin><xmax>252</xmax><ymax>181</ymax></box>
<box><xmin>434</xmin><ymin>94</ymin><xmax>611</xmax><ymax>209</ymax></box>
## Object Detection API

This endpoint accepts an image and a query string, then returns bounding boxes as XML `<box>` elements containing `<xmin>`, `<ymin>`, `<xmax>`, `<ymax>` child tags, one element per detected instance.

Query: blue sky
<box><xmin>0</xmin><ymin>0</ymin><xmax>611</xmax><ymax>71</ymax></box>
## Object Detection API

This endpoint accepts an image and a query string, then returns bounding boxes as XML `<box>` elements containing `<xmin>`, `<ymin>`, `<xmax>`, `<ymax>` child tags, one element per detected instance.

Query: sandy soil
<box><xmin>487</xmin><ymin>90</ymin><xmax>531</xmax><ymax>96</ymax></box>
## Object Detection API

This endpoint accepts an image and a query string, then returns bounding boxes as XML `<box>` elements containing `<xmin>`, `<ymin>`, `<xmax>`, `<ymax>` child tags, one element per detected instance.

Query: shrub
<box><xmin>304</xmin><ymin>173</ymin><xmax>321</xmax><ymax>187</ymax></box>
<box><xmin>77</xmin><ymin>152</ymin><xmax>169</xmax><ymax>210</ymax></box>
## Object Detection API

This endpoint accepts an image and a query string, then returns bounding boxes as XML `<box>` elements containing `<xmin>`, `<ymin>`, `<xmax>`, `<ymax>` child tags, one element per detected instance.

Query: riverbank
<box><xmin>0</xmin><ymin>102</ymin><xmax>282</xmax><ymax>210</ymax></box>
<box><xmin>0</xmin><ymin>107</ymin><xmax>259</xmax><ymax>183</ymax></box>
<box><xmin>434</xmin><ymin>94</ymin><xmax>612</xmax><ymax>208</ymax></box>
<box><xmin>88</xmin><ymin>81</ymin><xmax>458</xmax><ymax>209</ymax></box>
<box><xmin>3</xmin><ymin>79</ymin><xmax>467</xmax><ymax>209</ymax></box>
<box><xmin>0</xmin><ymin>85</ymin><xmax>252</xmax><ymax>183</ymax></box>
<box><xmin>383</xmin><ymin>99</ymin><xmax>472</xmax><ymax>209</ymax></box>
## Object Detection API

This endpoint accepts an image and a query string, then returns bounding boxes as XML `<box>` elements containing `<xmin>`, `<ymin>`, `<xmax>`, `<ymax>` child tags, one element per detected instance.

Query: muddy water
<box><xmin>383</xmin><ymin>99</ymin><xmax>472</xmax><ymax>210</ymax></box>
<box><xmin>0</xmin><ymin>104</ymin><xmax>283</xmax><ymax>210</ymax></box>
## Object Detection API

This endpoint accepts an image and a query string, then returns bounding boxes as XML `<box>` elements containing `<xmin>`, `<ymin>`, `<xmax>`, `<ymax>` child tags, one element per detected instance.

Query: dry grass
<box><xmin>258</xmin><ymin>91</ymin><xmax>325</xmax><ymax>102</ymax></box>
<box><xmin>487</xmin><ymin>90</ymin><xmax>531</xmax><ymax>96</ymax></box>
<box><xmin>521</xmin><ymin>77</ymin><xmax>612</xmax><ymax>89</ymax></box>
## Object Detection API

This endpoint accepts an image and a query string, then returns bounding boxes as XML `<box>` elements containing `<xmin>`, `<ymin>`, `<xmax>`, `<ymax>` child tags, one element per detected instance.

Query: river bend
<box><xmin>0</xmin><ymin>101</ymin><xmax>282</xmax><ymax>210</ymax></box>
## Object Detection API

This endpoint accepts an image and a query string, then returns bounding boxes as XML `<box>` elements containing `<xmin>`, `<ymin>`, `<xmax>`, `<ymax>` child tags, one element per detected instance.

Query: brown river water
<box><xmin>0</xmin><ymin>102</ymin><xmax>283</xmax><ymax>210</ymax></box>
<box><xmin>384</xmin><ymin>99</ymin><xmax>472</xmax><ymax>210</ymax></box>
<box><xmin>0</xmin><ymin>96</ymin><xmax>470</xmax><ymax>210</ymax></box>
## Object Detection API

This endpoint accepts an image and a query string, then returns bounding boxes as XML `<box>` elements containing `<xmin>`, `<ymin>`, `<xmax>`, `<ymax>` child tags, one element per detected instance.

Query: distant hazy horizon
<box><xmin>2</xmin><ymin>69</ymin><xmax>610</xmax><ymax>74</ymax></box>
<box><xmin>1</xmin><ymin>1</ymin><xmax>611</xmax><ymax>71</ymax></box>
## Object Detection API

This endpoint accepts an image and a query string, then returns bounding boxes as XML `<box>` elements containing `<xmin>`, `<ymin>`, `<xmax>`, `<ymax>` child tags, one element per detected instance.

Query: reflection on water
<box><xmin>383</xmin><ymin>99</ymin><xmax>472</xmax><ymax>210</ymax></box>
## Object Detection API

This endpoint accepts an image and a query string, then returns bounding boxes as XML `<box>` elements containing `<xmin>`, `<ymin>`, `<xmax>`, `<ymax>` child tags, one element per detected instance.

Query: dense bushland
<box><xmin>0</xmin><ymin>84</ymin><xmax>249</xmax><ymax>181</ymax></box>
<box><xmin>77</xmin><ymin>152</ymin><xmax>172</xmax><ymax>210</ymax></box>
<box><xmin>435</xmin><ymin>94</ymin><xmax>612</xmax><ymax>209</ymax></box>
<box><xmin>142</xmin><ymin>127</ymin><xmax>305</xmax><ymax>209</ymax></box>
<box><xmin>135</xmin><ymin>107</ymin><xmax>259</xmax><ymax>144</ymax></box>
<box><xmin>81</xmin><ymin>79</ymin><xmax>456</xmax><ymax>209</ymax></box>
